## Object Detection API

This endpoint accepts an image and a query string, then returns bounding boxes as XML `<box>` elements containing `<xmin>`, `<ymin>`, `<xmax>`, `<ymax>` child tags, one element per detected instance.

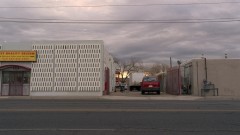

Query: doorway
<box><xmin>2</xmin><ymin>71</ymin><xmax>30</xmax><ymax>96</ymax></box>
<box><xmin>9</xmin><ymin>72</ymin><xmax>23</xmax><ymax>96</ymax></box>
<box><xmin>0</xmin><ymin>65</ymin><xmax>31</xmax><ymax>96</ymax></box>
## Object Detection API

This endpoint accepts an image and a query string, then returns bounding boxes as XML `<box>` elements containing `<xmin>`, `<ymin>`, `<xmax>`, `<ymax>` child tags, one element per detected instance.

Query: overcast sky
<box><xmin>0</xmin><ymin>0</ymin><xmax>240</xmax><ymax>65</ymax></box>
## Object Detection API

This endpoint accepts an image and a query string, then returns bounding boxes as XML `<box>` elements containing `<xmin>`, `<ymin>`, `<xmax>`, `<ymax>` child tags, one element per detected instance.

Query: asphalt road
<box><xmin>0</xmin><ymin>99</ymin><xmax>240</xmax><ymax>135</ymax></box>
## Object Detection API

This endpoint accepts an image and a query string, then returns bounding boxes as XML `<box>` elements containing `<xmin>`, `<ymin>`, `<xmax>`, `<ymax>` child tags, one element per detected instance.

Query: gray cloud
<box><xmin>1</xmin><ymin>0</ymin><xmax>240</xmax><ymax>64</ymax></box>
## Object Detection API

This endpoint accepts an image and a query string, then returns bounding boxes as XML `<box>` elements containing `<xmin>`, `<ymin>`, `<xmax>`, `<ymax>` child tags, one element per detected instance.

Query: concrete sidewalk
<box><xmin>0</xmin><ymin>92</ymin><xmax>239</xmax><ymax>101</ymax></box>
<box><xmin>0</xmin><ymin>95</ymin><xmax>203</xmax><ymax>101</ymax></box>
<box><xmin>0</xmin><ymin>96</ymin><xmax>236</xmax><ymax>101</ymax></box>
<box><xmin>201</xmin><ymin>96</ymin><xmax>240</xmax><ymax>101</ymax></box>
<box><xmin>102</xmin><ymin>95</ymin><xmax>203</xmax><ymax>101</ymax></box>
<box><xmin>102</xmin><ymin>95</ymin><xmax>240</xmax><ymax>101</ymax></box>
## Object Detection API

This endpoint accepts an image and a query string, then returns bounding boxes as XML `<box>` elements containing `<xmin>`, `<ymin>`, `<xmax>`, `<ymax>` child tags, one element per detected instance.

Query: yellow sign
<box><xmin>0</xmin><ymin>51</ymin><xmax>37</xmax><ymax>62</ymax></box>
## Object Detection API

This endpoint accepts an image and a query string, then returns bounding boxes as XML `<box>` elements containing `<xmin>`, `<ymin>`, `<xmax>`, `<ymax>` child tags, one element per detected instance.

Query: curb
<box><xmin>201</xmin><ymin>96</ymin><xmax>240</xmax><ymax>101</ymax></box>
<box><xmin>1</xmin><ymin>96</ymin><xmax>239</xmax><ymax>101</ymax></box>
<box><xmin>102</xmin><ymin>96</ymin><xmax>203</xmax><ymax>101</ymax></box>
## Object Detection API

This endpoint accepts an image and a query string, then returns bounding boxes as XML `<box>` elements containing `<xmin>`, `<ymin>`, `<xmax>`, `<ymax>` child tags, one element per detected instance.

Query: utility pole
<box><xmin>177</xmin><ymin>60</ymin><xmax>181</xmax><ymax>95</ymax></box>
<box><xmin>204</xmin><ymin>57</ymin><xmax>207</xmax><ymax>81</ymax></box>
<box><xmin>170</xmin><ymin>57</ymin><xmax>172</xmax><ymax>68</ymax></box>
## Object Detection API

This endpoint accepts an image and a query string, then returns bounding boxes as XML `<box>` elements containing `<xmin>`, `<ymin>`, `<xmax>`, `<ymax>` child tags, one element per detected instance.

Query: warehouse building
<box><xmin>182</xmin><ymin>58</ymin><xmax>240</xmax><ymax>96</ymax></box>
<box><xmin>0</xmin><ymin>40</ymin><xmax>115</xmax><ymax>96</ymax></box>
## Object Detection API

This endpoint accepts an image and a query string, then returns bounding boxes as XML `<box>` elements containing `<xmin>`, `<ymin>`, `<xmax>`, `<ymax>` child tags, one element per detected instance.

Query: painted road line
<box><xmin>0</xmin><ymin>97</ymin><xmax>9</xmax><ymax>99</ymax></box>
<box><xmin>0</xmin><ymin>108</ymin><xmax>240</xmax><ymax>112</ymax></box>
<box><xmin>1</xmin><ymin>128</ymin><xmax>240</xmax><ymax>132</ymax></box>
<box><xmin>0</xmin><ymin>128</ymin><xmax>115</xmax><ymax>131</ymax></box>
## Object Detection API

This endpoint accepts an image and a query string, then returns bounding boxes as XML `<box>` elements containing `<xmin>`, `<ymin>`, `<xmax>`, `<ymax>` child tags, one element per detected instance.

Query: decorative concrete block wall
<box><xmin>31</xmin><ymin>44</ymin><xmax>54</xmax><ymax>92</ymax></box>
<box><xmin>30</xmin><ymin>40</ymin><xmax>109</xmax><ymax>96</ymax></box>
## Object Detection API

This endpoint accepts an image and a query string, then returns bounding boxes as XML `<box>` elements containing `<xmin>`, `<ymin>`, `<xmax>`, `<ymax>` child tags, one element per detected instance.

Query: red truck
<box><xmin>141</xmin><ymin>76</ymin><xmax>160</xmax><ymax>95</ymax></box>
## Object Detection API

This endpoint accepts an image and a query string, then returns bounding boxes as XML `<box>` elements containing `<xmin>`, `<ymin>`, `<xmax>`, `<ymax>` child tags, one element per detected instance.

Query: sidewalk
<box><xmin>201</xmin><ymin>96</ymin><xmax>240</xmax><ymax>101</ymax></box>
<box><xmin>0</xmin><ymin>95</ymin><xmax>203</xmax><ymax>101</ymax></box>
<box><xmin>0</xmin><ymin>96</ymin><xmax>101</xmax><ymax>100</ymax></box>
<box><xmin>108</xmin><ymin>90</ymin><xmax>240</xmax><ymax>101</ymax></box>
<box><xmin>102</xmin><ymin>95</ymin><xmax>203</xmax><ymax>101</ymax></box>
<box><xmin>0</xmin><ymin>91</ymin><xmax>239</xmax><ymax>101</ymax></box>
<box><xmin>106</xmin><ymin>91</ymin><xmax>203</xmax><ymax>100</ymax></box>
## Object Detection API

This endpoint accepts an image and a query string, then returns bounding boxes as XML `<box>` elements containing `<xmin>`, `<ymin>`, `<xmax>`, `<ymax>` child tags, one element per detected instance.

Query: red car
<box><xmin>141</xmin><ymin>76</ymin><xmax>160</xmax><ymax>95</ymax></box>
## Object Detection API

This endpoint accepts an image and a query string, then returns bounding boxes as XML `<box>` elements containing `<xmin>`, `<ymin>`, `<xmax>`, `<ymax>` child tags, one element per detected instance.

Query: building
<box><xmin>183</xmin><ymin>59</ymin><xmax>240</xmax><ymax>96</ymax></box>
<box><xmin>0</xmin><ymin>40</ymin><xmax>115</xmax><ymax>96</ymax></box>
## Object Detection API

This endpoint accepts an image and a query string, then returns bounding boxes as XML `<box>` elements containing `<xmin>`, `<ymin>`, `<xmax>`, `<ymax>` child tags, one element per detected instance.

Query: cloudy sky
<box><xmin>0</xmin><ymin>0</ymin><xmax>240</xmax><ymax>65</ymax></box>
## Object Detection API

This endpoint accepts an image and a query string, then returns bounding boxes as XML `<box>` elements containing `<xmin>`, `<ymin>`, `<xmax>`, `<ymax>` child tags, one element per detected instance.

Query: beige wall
<box><xmin>191</xmin><ymin>59</ymin><xmax>240</xmax><ymax>96</ymax></box>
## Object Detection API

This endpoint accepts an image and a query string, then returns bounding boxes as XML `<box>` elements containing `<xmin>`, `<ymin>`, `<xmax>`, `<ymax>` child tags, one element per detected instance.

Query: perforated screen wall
<box><xmin>31</xmin><ymin>45</ymin><xmax>54</xmax><ymax>92</ymax></box>
<box><xmin>30</xmin><ymin>40</ymin><xmax>105</xmax><ymax>96</ymax></box>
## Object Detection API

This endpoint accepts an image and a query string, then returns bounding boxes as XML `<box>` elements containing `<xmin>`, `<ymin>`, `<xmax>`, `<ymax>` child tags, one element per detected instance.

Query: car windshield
<box><xmin>143</xmin><ymin>77</ymin><xmax>157</xmax><ymax>82</ymax></box>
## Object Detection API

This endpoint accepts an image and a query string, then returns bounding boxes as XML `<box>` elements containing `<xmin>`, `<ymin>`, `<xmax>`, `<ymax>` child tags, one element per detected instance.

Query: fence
<box><xmin>166</xmin><ymin>67</ymin><xmax>181</xmax><ymax>95</ymax></box>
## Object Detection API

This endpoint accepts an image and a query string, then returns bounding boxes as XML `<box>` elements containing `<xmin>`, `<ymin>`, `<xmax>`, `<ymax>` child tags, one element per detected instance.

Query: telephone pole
<box><xmin>170</xmin><ymin>57</ymin><xmax>172</xmax><ymax>68</ymax></box>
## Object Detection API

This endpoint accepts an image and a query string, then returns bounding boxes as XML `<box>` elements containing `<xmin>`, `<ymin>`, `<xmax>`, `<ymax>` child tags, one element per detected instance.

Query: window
<box><xmin>143</xmin><ymin>76</ymin><xmax>157</xmax><ymax>82</ymax></box>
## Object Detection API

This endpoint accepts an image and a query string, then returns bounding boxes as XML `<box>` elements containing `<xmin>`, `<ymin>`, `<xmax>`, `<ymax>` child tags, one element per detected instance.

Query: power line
<box><xmin>0</xmin><ymin>1</ymin><xmax>240</xmax><ymax>8</ymax></box>
<box><xmin>1</xmin><ymin>16</ymin><xmax>240</xmax><ymax>21</ymax></box>
<box><xmin>0</xmin><ymin>19</ymin><xmax>240</xmax><ymax>24</ymax></box>
<box><xmin>1</xmin><ymin>16</ymin><xmax>240</xmax><ymax>24</ymax></box>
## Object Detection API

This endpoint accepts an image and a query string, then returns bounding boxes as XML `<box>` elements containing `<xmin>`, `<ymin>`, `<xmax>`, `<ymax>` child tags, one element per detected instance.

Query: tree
<box><xmin>114</xmin><ymin>57</ymin><xmax>143</xmax><ymax>83</ymax></box>
<box><xmin>148</xmin><ymin>63</ymin><xmax>169</xmax><ymax>76</ymax></box>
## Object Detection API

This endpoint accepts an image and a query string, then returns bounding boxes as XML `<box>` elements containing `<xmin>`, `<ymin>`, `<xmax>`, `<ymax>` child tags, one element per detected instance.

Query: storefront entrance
<box><xmin>1</xmin><ymin>65</ymin><xmax>31</xmax><ymax>96</ymax></box>
<box><xmin>8</xmin><ymin>72</ymin><xmax>24</xmax><ymax>96</ymax></box>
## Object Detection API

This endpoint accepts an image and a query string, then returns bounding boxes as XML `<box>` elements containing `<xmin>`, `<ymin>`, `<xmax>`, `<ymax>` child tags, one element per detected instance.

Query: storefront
<box><xmin>0</xmin><ymin>65</ymin><xmax>31</xmax><ymax>96</ymax></box>
<box><xmin>0</xmin><ymin>40</ymin><xmax>115</xmax><ymax>97</ymax></box>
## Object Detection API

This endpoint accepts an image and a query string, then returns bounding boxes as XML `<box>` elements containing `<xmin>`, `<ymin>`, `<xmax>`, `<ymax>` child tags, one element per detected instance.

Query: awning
<box><xmin>0</xmin><ymin>65</ymin><xmax>31</xmax><ymax>71</ymax></box>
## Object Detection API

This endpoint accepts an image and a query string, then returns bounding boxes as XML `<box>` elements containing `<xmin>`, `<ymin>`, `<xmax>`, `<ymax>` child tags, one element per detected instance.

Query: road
<box><xmin>0</xmin><ymin>99</ymin><xmax>240</xmax><ymax>135</ymax></box>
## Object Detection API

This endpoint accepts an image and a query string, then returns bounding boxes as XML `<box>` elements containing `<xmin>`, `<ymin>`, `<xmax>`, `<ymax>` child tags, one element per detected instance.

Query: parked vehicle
<box><xmin>141</xmin><ymin>76</ymin><xmax>160</xmax><ymax>95</ymax></box>
<box><xmin>117</xmin><ymin>83</ymin><xmax>127</xmax><ymax>92</ymax></box>
<box><xmin>120</xmin><ymin>83</ymin><xmax>128</xmax><ymax>90</ymax></box>
<box><xmin>129</xmin><ymin>72</ymin><xmax>145</xmax><ymax>91</ymax></box>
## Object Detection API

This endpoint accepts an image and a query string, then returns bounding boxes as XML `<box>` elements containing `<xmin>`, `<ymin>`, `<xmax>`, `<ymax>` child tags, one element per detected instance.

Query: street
<box><xmin>0</xmin><ymin>99</ymin><xmax>240</xmax><ymax>135</ymax></box>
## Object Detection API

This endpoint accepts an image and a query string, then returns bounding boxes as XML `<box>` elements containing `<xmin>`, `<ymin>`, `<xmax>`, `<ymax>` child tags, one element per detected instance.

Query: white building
<box><xmin>0</xmin><ymin>40</ymin><xmax>115</xmax><ymax>97</ymax></box>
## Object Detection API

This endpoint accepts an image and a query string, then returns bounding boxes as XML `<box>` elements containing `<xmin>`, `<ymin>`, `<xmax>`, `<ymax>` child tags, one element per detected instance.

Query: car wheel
<box><xmin>157</xmin><ymin>91</ymin><xmax>160</xmax><ymax>95</ymax></box>
<box><xmin>141</xmin><ymin>91</ymin><xmax>145</xmax><ymax>95</ymax></box>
